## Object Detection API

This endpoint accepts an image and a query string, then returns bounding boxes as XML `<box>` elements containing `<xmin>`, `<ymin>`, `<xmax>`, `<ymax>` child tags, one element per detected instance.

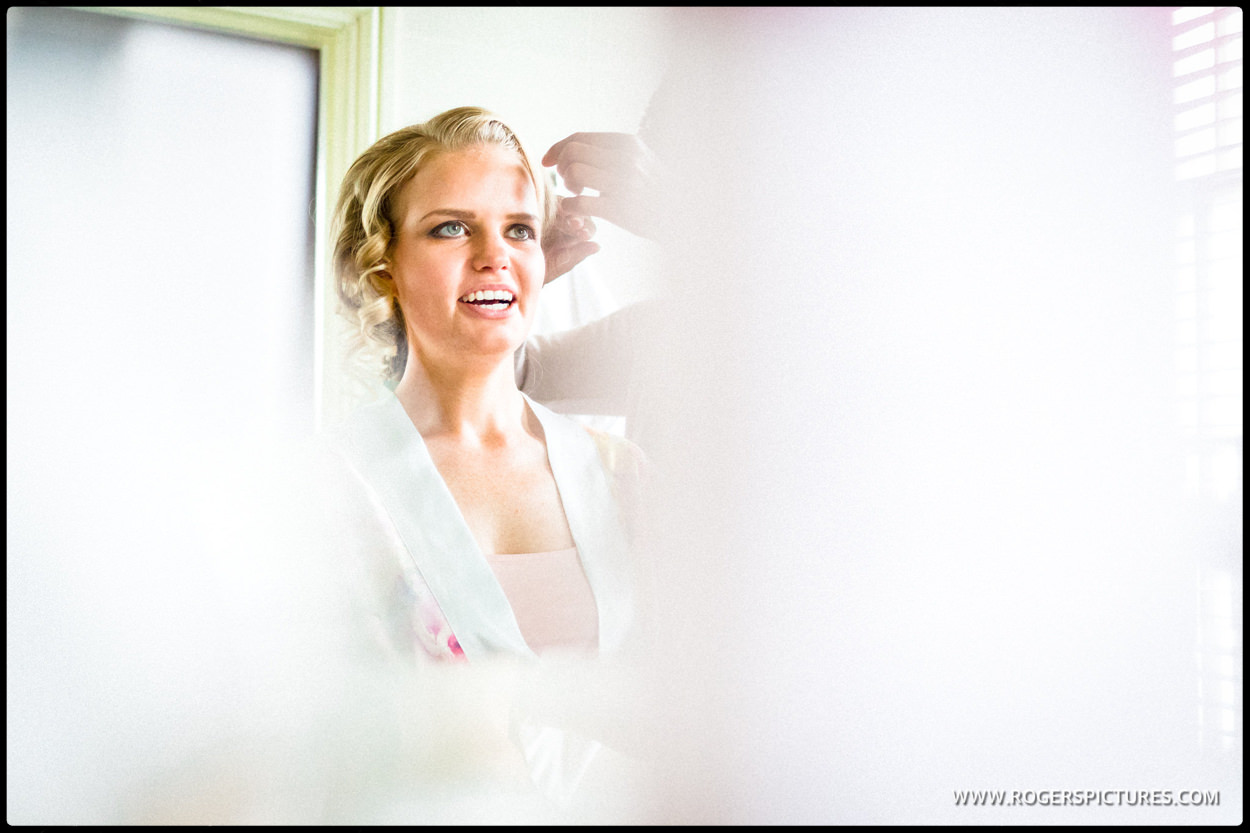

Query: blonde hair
<box><xmin>332</xmin><ymin>106</ymin><xmax>555</xmax><ymax>383</ymax></box>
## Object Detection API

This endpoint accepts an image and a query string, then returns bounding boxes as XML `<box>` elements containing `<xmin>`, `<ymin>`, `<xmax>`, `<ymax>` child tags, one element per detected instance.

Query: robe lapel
<box><xmin>524</xmin><ymin>395</ymin><xmax>635</xmax><ymax>654</ymax></box>
<box><xmin>336</xmin><ymin>394</ymin><xmax>530</xmax><ymax>660</ymax></box>
<box><xmin>335</xmin><ymin>391</ymin><xmax>633</xmax><ymax>660</ymax></box>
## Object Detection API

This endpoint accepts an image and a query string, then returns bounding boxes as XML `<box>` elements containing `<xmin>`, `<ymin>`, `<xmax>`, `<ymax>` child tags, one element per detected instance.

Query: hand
<box><xmin>542</xmin><ymin>198</ymin><xmax>600</xmax><ymax>284</ymax></box>
<box><xmin>542</xmin><ymin>132</ymin><xmax>663</xmax><ymax>241</ymax></box>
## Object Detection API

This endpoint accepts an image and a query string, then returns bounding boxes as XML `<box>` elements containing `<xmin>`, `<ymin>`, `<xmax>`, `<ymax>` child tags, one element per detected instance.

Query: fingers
<box><xmin>543</xmin><ymin>240</ymin><xmax>601</xmax><ymax>284</ymax></box>
<box><xmin>543</xmin><ymin>134</ymin><xmax>647</xmax><ymax>194</ymax></box>
<box><xmin>541</xmin><ymin>137</ymin><xmax>569</xmax><ymax>167</ymax></box>
<box><xmin>548</xmin><ymin>139</ymin><xmax>639</xmax><ymax>176</ymax></box>
<box><xmin>559</xmin><ymin>160</ymin><xmax>631</xmax><ymax>197</ymax></box>
<box><xmin>543</xmin><ymin>131</ymin><xmax>660</xmax><ymax>238</ymax></box>
<box><xmin>566</xmin><ymin>213</ymin><xmax>596</xmax><ymax>240</ymax></box>
<box><xmin>556</xmin><ymin>194</ymin><xmax>626</xmax><ymax>231</ymax></box>
<box><xmin>542</xmin><ymin>132</ymin><xmax>638</xmax><ymax>167</ymax></box>
<box><xmin>556</xmin><ymin>194</ymin><xmax>596</xmax><ymax>220</ymax></box>
<box><xmin>551</xmin><ymin>200</ymin><xmax>596</xmax><ymax>239</ymax></box>
<box><xmin>543</xmin><ymin>200</ymin><xmax>601</xmax><ymax>282</ymax></box>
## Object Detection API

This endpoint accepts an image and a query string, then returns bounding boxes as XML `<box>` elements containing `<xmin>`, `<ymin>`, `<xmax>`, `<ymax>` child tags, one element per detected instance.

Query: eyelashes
<box><xmin>429</xmin><ymin>220</ymin><xmax>467</xmax><ymax>238</ymax></box>
<box><xmin>428</xmin><ymin>221</ymin><xmax>537</xmax><ymax>241</ymax></box>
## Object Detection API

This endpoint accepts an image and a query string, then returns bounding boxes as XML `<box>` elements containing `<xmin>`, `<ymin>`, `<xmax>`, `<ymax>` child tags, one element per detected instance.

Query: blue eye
<box><xmin>431</xmin><ymin>221</ymin><xmax>467</xmax><ymax>238</ymax></box>
<box><xmin>507</xmin><ymin>224</ymin><xmax>537</xmax><ymax>241</ymax></box>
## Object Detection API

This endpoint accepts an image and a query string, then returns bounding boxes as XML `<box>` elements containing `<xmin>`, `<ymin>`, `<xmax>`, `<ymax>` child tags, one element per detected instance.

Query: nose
<box><xmin>471</xmin><ymin>230</ymin><xmax>509</xmax><ymax>272</ymax></box>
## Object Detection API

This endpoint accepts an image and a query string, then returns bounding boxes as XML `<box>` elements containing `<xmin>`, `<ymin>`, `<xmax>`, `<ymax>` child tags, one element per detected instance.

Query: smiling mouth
<box><xmin>458</xmin><ymin>289</ymin><xmax>515</xmax><ymax>310</ymax></box>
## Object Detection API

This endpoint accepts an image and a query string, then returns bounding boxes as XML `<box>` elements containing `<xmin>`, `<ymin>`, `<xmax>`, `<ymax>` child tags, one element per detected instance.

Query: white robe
<box><xmin>326</xmin><ymin>389</ymin><xmax>641</xmax><ymax>662</ymax></box>
<box><xmin>320</xmin><ymin>389</ymin><xmax>649</xmax><ymax>809</ymax></box>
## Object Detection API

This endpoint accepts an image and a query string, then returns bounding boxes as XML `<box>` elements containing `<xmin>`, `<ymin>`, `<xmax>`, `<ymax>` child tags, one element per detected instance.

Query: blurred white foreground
<box><xmin>8</xmin><ymin>6</ymin><xmax>1240</xmax><ymax>825</ymax></box>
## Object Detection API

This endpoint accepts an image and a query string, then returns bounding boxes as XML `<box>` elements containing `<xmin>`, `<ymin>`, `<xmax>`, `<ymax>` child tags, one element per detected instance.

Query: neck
<box><xmin>392</xmin><ymin>348</ymin><xmax>528</xmax><ymax>442</ymax></box>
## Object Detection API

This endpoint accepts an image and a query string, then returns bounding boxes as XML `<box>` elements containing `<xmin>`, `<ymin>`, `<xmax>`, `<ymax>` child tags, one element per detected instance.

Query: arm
<box><xmin>516</xmin><ymin>300</ymin><xmax>660</xmax><ymax>416</ymax></box>
<box><xmin>524</xmin><ymin>131</ymin><xmax>666</xmax><ymax>413</ymax></box>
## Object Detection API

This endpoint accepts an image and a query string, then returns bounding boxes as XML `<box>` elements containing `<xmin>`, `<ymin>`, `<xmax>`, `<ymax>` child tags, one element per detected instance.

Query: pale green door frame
<box><xmin>69</xmin><ymin>6</ymin><xmax>382</xmax><ymax>431</ymax></box>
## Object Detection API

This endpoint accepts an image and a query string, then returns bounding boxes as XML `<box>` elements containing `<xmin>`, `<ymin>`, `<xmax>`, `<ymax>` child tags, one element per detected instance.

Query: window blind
<box><xmin>1173</xmin><ymin>5</ymin><xmax>1243</xmax><ymax>758</ymax></box>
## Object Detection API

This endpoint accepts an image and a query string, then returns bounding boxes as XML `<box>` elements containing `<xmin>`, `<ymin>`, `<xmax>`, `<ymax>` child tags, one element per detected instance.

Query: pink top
<box><xmin>485</xmin><ymin>547</ymin><xmax>599</xmax><ymax>655</ymax></box>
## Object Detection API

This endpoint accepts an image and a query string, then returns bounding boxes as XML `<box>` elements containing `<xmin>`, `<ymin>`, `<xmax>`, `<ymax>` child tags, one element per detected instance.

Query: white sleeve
<box><xmin>515</xmin><ymin>301</ymin><xmax>660</xmax><ymax>416</ymax></box>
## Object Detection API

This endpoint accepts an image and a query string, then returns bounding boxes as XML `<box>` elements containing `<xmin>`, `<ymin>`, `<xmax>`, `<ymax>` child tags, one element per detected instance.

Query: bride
<box><xmin>328</xmin><ymin>105</ymin><xmax>646</xmax><ymax>669</ymax></box>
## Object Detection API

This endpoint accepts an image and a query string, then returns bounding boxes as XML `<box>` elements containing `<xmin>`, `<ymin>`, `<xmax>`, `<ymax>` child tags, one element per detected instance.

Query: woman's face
<box><xmin>387</xmin><ymin>143</ymin><xmax>545</xmax><ymax>372</ymax></box>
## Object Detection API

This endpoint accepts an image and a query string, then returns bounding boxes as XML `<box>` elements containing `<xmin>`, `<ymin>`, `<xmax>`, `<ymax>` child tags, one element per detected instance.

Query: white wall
<box><xmin>379</xmin><ymin>8</ymin><xmax>671</xmax><ymax>152</ymax></box>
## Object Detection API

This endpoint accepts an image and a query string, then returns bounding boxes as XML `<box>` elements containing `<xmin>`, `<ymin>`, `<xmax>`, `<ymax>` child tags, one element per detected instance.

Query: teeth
<box><xmin>460</xmin><ymin>289</ymin><xmax>515</xmax><ymax>303</ymax></box>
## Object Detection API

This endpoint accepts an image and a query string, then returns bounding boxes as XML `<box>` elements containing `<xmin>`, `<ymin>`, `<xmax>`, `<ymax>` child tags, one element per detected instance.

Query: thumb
<box><xmin>560</xmin><ymin>193</ymin><xmax>642</xmax><ymax>237</ymax></box>
<box><xmin>542</xmin><ymin>135</ymin><xmax>572</xmax><ymax>167</ymax></box>
<box><xmin>559</xmin><ymin>193</ymin><xmax>603</xmax><ymax>219</ymax></box>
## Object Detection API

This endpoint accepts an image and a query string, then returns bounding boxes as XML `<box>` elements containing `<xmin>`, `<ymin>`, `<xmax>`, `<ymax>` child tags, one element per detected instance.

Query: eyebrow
<box><xmin>418</xmin><ymin>209</ymin><xmax>539</xmax><ymax>224</ymax></box>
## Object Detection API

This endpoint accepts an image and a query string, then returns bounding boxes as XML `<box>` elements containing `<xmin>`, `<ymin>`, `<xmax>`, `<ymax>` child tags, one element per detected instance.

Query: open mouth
<box><xmin>458</xmin><ymin>289</ymin><xmax>515</xmax><ymax>310</ymax></box>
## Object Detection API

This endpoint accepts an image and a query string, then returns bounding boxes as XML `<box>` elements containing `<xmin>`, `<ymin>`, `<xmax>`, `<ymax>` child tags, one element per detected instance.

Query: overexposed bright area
<box><xmin>7</xmin><ymin>6</ymin><xmax>319</xmax><ymax>823</ymax></box>
<box><xmin>6</xmin><ymin>4</ymin><xmax>1241</xmax><ymax>826</ymax></box>
<box><xmin>634</xmin><ymin>5</ymin><xmax>1242</xmax><ymax>824</ymax></box>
